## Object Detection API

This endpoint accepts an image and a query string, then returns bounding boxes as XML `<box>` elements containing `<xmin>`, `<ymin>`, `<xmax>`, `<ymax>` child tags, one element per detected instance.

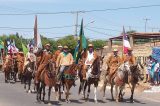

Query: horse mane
<box><xmin>91</xmin><ymin>56</ymin><xmax>100</xmax><ymax>75</ymax></box>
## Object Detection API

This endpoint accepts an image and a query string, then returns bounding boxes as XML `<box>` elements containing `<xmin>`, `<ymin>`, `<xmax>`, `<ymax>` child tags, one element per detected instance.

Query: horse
<box><xmin>79</xmin><ymin>56</ymin><xmax>101</xmax><ymax>103</ymax></box>
<box><xmin>127</xmin><ymin>63</ymin><xmax>144</xmax><ymax>103</ymax></box>
<box><xmin>17</xmin><ymin>53</ymin><xmax>25</xmax><ymax>83</ymax></box>
<box><xmin>110</xmin><ymin>62</ymin><xmax>130</xmax><ymax>102</ymax></box>
<box><xmin>4</xmin><ymin>57</ymin><xmax>18</xmax><ymax>83</ymax></box>
<box><xmin>58</xmin><ymin>63</ymin><xmax>79</xmax><ymax>103</ymax></box>
<box><xmin>4</xmin><ymin>59</ymin><xmax>12</xmax><ymax>83</ymax></box>
<box><xmin>36</xmin><ymin>60</ymin><xmax>58</xmax><ymax>105</ymax></box>
<box><xmin>23</xmin><ymin>61</ymin><xmax>36</xmax><ymax>93</ymax></box>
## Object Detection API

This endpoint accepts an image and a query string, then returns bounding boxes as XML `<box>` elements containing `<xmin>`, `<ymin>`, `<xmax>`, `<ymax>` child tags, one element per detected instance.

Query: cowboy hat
<box><xmin>128</xmin><ymin>48</ymin><xmax>133</xmax><ymax>51</ymax></box>
<box><xmin>45</xmin><ymin>43</ymin><xmax>51</xmax><ymax>47</ymax></box>
<box><xmin>63</xmin><ymin>45</ymin><xmax>68</xmax><ymax>49</ymax></box>
<box><xmin>58</xmin><ymin>45</ymin><xmax>63</xmax><ymax>48</ymax></box>
<box><xmin>112</xmin><ymin>48</ymin><xmax>118</xmax><ymax>52</ymax></box>
<box><xmin>88</xmin><ymin>44</ymin><xmax>94</xmax><ymax>47</ymax></box>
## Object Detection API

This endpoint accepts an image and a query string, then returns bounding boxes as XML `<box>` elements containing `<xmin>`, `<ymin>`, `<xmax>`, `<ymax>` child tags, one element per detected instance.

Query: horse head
<box><xmin>91</xmin><ymin>56</ymin><xmax>101</xmax><ymax>75</ymax></box>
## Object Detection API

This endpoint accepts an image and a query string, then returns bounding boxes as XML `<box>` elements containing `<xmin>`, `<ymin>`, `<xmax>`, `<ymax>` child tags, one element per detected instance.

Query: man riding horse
<box><xmin>54</xmin><ymin>45</ymin><xmax>63</xmax><ymax>61</ymax></box>
<box><xmin>35</xmin><ymin>43</ymin><xmax>53</xmax><ymax>84</ymax></box>
<box><xmin>106</xmin><ymin>48</ymin><xmax>122</xmax><ymax>83</ymax></box>
<box><xmin>122</xmin><ymin>48</ymin><xmax>136</xmax><ymax>66</ymax></box>
<box><xmin>23</xmin><ymin>46</ymin><xmax>36</xmax><ymax>74</ymax></box>
<box><xmin>82</xmin><ymin>44</ymin><xmax>98</xmax><ymax>80</ymax></box>
<box><xmin>56</xmin><ymin>45</ymin><xmax>74</xmax><ymax>84</ymax></box>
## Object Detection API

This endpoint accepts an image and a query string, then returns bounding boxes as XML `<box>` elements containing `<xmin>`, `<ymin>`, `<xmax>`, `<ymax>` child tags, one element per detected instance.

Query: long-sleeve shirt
<box><xmin>56</xmin><ymin>52</ymin><xmax>73</xmax><ymax>67</ymax></box>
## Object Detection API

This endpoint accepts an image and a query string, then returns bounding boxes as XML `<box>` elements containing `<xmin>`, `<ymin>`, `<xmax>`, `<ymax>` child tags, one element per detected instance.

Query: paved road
<box><xmin>0</xmin><ymin>72</ymin><xmax>160</xmax><ymax>106</ymax></box>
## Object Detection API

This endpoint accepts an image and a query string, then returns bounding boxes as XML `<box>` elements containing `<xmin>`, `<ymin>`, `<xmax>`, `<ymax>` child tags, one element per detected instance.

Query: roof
<box><xmin>110</xmin><ymin>32</ymin><xmax>160</xmax><ymax>40</ymax></box>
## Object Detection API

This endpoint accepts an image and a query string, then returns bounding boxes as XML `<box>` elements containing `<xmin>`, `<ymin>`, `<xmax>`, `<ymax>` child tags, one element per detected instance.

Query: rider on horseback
<box><xmin>122</xmin><ymin>48</ymin><xmax>136</xmax><ymax>65</ymax></box>
<box><xmin>106</xmin><ymin>48</ymin><xmax>122</xmax><ymax>82</ymax></box>
<box><xmin>23</xmin><ymin>46</ymin><xmax>36</xmax><ymax>73</ymax></box>
<box><xmin>56</xmin><ymin>45</ymin><xmax>74</xmax><ymax>83</ymax></box>
<box><xmin>82</xmin><ymin>44</ymin><xmax>98</xmax><ymax>80</ymax></box>
<box><xmin>54</xmin><ymin>45</ymin><xmax>63</xmax><ymax>61</ymax></box>
<box><xmin>35</xmin><ymin>43</ymin><xmax>53</xmax><ymax>83</ymax></box>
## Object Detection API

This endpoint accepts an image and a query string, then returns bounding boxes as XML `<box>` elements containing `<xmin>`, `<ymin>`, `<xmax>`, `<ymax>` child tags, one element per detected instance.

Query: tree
<box><xmin>57</xmin><ymin>35</ymin><xmax>77</xmax><ymax>54</ymax></box>
<box><xmin>90</xmin><ymin>40</ymin><xmax>106</xmax><ymax>49</ymax></box>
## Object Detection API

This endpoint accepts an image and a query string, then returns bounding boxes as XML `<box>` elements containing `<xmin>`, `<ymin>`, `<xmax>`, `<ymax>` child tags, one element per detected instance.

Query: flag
<box><xmin>34</xmin><ymin>15</ymin><xmax>42</xmax><ymax>49</ymax></box>
<box><xmin>73</xmin><ymin>40</ymin><xmax>80</xmax><ymax>62</ymax></box>
<box><xmin>7</xmin><ymin>39</ymin><xmax>19</xmax><ymax>54</ymax></box>
<box><xmin>122</xmin><ymin>27</ymin><xmax>131</xmax><ymax>54</ymax></box>
<box><xmin>0</xmin><ymin>39</ymin><xmax>4</xmax><ymax>49</ymax></box>
<box><xmin>79</xmin><ymin>19</ymin><xmax>87</xmax><ymax>51</ymax></box>
<box><xmin>74</xmin><ymin>19</ymin><xmax>87</xmax><ymax>63</ymax></box>
<box><xmin>22</xmin><ymin>43</ymin><xmax>28</xmax><ymax>55</ymax></box>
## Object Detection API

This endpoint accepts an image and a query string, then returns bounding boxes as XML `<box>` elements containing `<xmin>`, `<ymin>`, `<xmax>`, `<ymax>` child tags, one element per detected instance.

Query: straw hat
<box><xmin>63</xmin><ymin>45</ymin><xmax>68</xmax><ymax>49</ymax></box>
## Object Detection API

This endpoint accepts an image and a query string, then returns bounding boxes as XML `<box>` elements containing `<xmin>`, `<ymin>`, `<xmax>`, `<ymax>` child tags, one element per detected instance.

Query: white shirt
<box><xmin>154</xmin><ymin>63</ymin><xmax>160</xmax><ymax>72</ymax></box>
<box><xmin>85</xmin><ymin>51</ymin><xmax>94</xmax><ymax>65</ymax></box>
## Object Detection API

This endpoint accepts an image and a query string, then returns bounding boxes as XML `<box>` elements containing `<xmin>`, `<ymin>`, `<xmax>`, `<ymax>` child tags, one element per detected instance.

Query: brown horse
<box><xmin>4</xmin><ymin>59</ymin><xmax>12</xmax><ymax>83</ymax></box>
<box><xmin>127</xmin><ymin>63</ymin><xmax>144</xmax><ymax>103</ymax></box>
<box><xmin>17</xmin><ymin>53</ymin><xmax>24</xmax><ymax>83</ymax></box>
<box><xmin>79</xmin><ymin>57</ymin><xmax>101</xmax><ymax>103</ymax></box>
<box><xmin>36</xmin><ymin>60</ymin><xmax>58</xmax><ymax>105</ymax></box>
<box><xmin>58</xmin><ymin>63</ymin><xmax>79</xmax><ymax>103</ymax></box>
<box><xmin>4</xmin><ymin>57</ymin><xmax>18</xmax><ymax>83</ymax></box>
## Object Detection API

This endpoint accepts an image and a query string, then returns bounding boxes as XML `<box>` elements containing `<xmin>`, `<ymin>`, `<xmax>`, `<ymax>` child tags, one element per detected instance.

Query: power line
<box><xmin>87</xmin><ymin>26</ymin><xmax>121</xmax><ymax>32</ymax></box>
<box><xmin>0</xmin><ymin>4</ymin><xmax>160</xmax><ymax>15</ymax></box>
<box><xmin>85</xmin><ymin>27</ymin><xmax>115</xmax><ymax>37</ymax></box>
<box><xmin>0</xmin><ymin>25</ymin><xmax>74</xmax><ymax>29</ymax></box>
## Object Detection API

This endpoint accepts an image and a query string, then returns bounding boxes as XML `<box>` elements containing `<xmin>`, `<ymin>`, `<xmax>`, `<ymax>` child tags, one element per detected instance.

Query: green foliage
<box><xmin>0</xmin><ymin>34</ymin><xmax>107</xmax><ymax>54</ymax></box>
<box><xmin>90</xmin><ymin>40</ymin><xmax>106</xmax><ymax>49</ymax></box>
<box><xmin>57</xmin><ymin>35</ymin><xmax>77</xmax><ymax>54</ymax></box>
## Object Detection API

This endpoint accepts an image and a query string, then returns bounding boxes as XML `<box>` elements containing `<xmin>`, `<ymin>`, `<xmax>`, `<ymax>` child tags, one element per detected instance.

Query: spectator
<box><xmin>154</xmin><ymin>60</ymin><xmax>160</xmax><ymax>85</ymax></box>
<box><xmin>144</xmin><ymin>56</ymin><xmax>152</xmax><ymax>83</ymax></box>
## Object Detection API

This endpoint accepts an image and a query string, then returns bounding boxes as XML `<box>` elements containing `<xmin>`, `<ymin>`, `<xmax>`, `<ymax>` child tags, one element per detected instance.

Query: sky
<box><xmin>0</xmin><ymin>0</ymin><xmax>160</xmax><ymax>40</ymax></box>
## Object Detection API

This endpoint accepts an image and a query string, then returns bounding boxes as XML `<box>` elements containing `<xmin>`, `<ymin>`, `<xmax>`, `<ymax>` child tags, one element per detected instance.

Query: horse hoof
<box><xmin>130</xmin><ymin>100</ymin><xmax>134</xmax><ymax>103</ymax></box>
<box><xmin>94</xmin><ymin>100</ymin><xmax>98</xmax><ymax>103</ymax></box>
<box><xmin>66</xmin><ymin>100</ymin><xmax>71</xmax><ymax>103</ymax></box>
<box><xmin>48</xmin><ymin>102</ymin><xmax>52</xmax><ymax>105</ymax></box>
<box><xmin>28</xmin><ymin>90</ymin><xmax>31</xmax><ymax>93</ymax></box>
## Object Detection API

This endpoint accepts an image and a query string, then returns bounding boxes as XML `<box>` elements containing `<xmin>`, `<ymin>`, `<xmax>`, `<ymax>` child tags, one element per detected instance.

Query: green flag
<box><xmin>79</xmin><ymin>19</ymin><xmax>87</xmax><ymax>51</ymax></box>
<box><xmin>0</xmin><ymin>39</ymin><xmax>4</xmax><ymax>49</ymax></box>
<box><xmin>22</xmin><ymin>43</ymin><xmax>28</xmax><ymax>55</ymax></box>
<box><xmin>74</xmin><ymin>19</ymin><xmax>87</xmax><ymax>63</ymax></box>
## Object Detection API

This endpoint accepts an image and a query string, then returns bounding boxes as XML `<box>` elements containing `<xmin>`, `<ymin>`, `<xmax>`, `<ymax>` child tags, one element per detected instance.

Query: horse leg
<box><xmin>55</xmin><ymin>85</ymin><xmax>59</xmax><ymax>102</ymax></box>
<box><xmin>83</xmin><ymin>81</ymin><xmax>87</xmax><ymax>99</ymax></box>
<box><xmin>65</xmin><ymin>83</ymin><xmax>71</xmax><ymax>103</ymax></box>
<box><xmin>28</xmin><ymin>78</ymin><xmax>31</xmax><ymax>93</ymax></box>
<box><xmin>115</xmin><ymin>85</ymin><xmax>119</xmax><ymax>102</ymax></box>
<box><xmin>42</xmin><ymin>83</ymin><xmax>46</xmax><ymax>102</ymax></box>
<box><xmin>58</xmin><ymin>84</ymin><xmax>62</xmax><ymax>101</ymax></box>
<box><xmin>130</xmin><ymin>83</ymin><xmax>135</xmax><ymax>103</ymax></box>
<box><xmin>86</xmin><ymin>84</ymin><xmax>90</xmax><ymax>102</ymax></box>
<box><xmin>94</xmin><ymin>84</ymin><xmax>98</xmax><ymax>103</ymax></box>
<box><xmin>4</xmin><ymin>72</ymin><xmax>8</xmax><ymax>83</ymax></box>
<box><xmin>36</xmin><ymin>83</ymin><xmax>41</xmax><ymax>102</ymax></box>
<box><xmin>111</xmin><ymin>83</ymin><xmax>115</xmax><ymax>101</ymax></box>
<box><xmin>48</xmin><ymin>87</ymin><xmax>52</xmax><ymax>105</ymax></box>
<box><xmin>102</xmin><ymin>81</ymin><xmax>107</xmax><ymax>100</ymax></box>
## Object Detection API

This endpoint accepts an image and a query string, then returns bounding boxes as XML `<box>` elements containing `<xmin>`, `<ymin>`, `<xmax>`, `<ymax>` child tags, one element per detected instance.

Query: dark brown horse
<box><xmin>79</xmin><ymin>57</ymin><xmax>101</xmax><ymax>103</ymax></box>
<box><xmin>58</xmin><ymin>63</ymin><xmax>79</xmax><ymax>103</ymax></box>
<box><xmin>23</xmin><ymin>61</ymin><xmax>36</xmax><ymax>93</ymax></box>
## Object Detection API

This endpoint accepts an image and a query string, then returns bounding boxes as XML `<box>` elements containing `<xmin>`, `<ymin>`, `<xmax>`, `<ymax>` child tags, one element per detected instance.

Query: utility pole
<box><xmin>74</xmin><ymin>11</ymin><xmax>79</xmax><ymax>37</ymax></box>
<box><xmin>143</xmin><ymin>18</ymin><xmax>150</xmax><ymax>32</ymax></box>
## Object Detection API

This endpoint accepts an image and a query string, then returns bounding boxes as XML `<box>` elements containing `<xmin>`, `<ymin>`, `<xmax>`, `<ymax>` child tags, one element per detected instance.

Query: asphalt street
<box><xmin>0</xmin><ymin>72</ymin><xmax>160</xmax><ymax>106</ymax></box>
